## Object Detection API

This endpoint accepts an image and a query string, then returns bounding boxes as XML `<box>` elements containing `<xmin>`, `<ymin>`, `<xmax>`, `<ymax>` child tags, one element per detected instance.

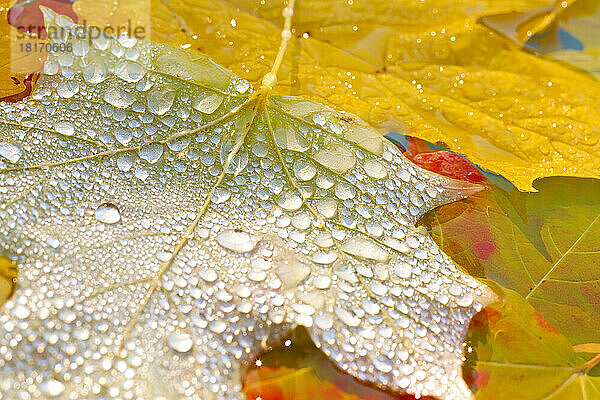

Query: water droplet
<box><xmin>252</xmin><ymin>142</ymin><xmax>268</xmax><ymax>157</ymax></box>
<box><xmin>457</xmin><ymin>293</ymin><xmax>473</xmax><ymax>307</ymax></box>
<box><xmin>46</xmin><ymin>237</ymin><xmax>61</xmax><ymax>249</ymax></box>
<box><xmin>234</xmin><ymin>79</ymin><xmax>250</xmax><ymax>93</ymax></box>
<box><xmin>274</xmin><ymin>125</ymin><xmax>310</xmax><ymax>152</ymax></box>
<box><xmin>115</xmin><ymin>128</ymin><xmax>133</xmax><ymax>145</ymax></box>
<box><xmin>372</xmin><ymin>356</ymin><xmax>393</xmax><ymax>373</ymax></box>
<box><xmin>292</xmin><ymin>213</ymin><xmax>311</xmax><ymax>230</ymax></box>
<box><xmin>316</xmin><ymin>174</ymin><xmax>334</xmax><ymax>189</ymax></box>
<box><xmin>449</xmin><ymin>284</ymin><xmax>463</xmax><ymax>296</ymax></box>
<box><xmin>363</xmin><ymin>159</ymin><xmax>388</xmax><ymax>179</ymax></box>
<box><xmin>335</xmin><ymin>306</ymin><xmax>360</xmax><ymax>327</ymax></box>
<box><xmin>311</xmin><ymin>251</ymin><xmax>338</xmax><ymax>264</ymax></box>
<box><xmin>83</xmin><ymin>64</ymin><xmax>108</xmax><ymax>84</ymax></box>
<box><xmin>147</xmin><ymin>88</ymin><xmax>175</xmax><ymax>115</ymax></box>
<box><xmin>293</xmin><ymin>160</ymin><xmax>317</xmax><ymax>181</ymax></box>
<box><xmin>316</xmin><ymin>198</ymin><xmax>337</xmax><ymax>218</ymax></box>
<box><xmin>58</xmin><ymin>309</ymin><xmax>76</xmax><ymax>323</ymax></box>
<box><xmin>394</xmin><ymin>262</ymin><xmax>412</xmax><ymax>278</ymax></box>
<box><xmin>168</xmin><ymin>332</ymin><xmax>193</xmax><ymax>353</ymax></box>
<box><xmin>167</xmin><ymin>137</ymin><xmax>191</xmax><ymax>152</ymax></box>
<box><xmin>44</xmin><ymin>60</ymin><xmax>59</xmax><ymax>75</ymax></box>
<box><xmin>314</xmin><ymin>312</ymin><xmax>334</xmax><ymax>329</ymax></box>
<box><xmin>114</xmin><ymin>60</ymin><xmax>146</xmax><ymax>82</ymax></box>
<box><xmin>199</xmin><ymin>267</ymin><xmax>218</xmax><ymax>282</ymax></box>
<box><xmin>276</xmin><ymin>258</ymin><xmax>311</xmax><ymax>288</ymax></box>
<box><xmin>334</xmin><ymin>183</ymin><xmax>355</xmax><ymax>200</ymax></box>
<box><xmin>216</xmin><ymin>230</ymin><xmax>258</xmax><ymax>253</ymax></box>
<box><xmin>341</xmin><ymin>237</ymin><xmax>390</xmax><ymax>262</ymax></box>
<box><xmin>71</xmin><ymin>39</ymin><xmax>89</xmax><ymax>57</ymax></box>
<box><xmin>313</xmin><ymin>275</ymin><xmax>331</xmax><ymax>289</ymax></box>
<box><xmin>314</xmin><ymin>232</ymin><xmax>334</xmax><ymax>248</ymax></box>
<box><xmin>12</xmin><ymin>304</ymin><xmax>30</xmax><ymax>319</ymax></box>
<box><xmin>211</xmin><ymin>188</ymin><xmax>231</xmax><ymax>204</ymax></box>
<box><xmin>56</xmin><ymin>80</ymin><xmax>79</xmax><ymax>98</ymax></box>
<box><xmin>104</xmin><ymin>87</ymin><xmax>135</xmax><ymax>108</ymax></box>
<box><xmin>220</xmin><ymin>140</ymin><xmax>249</xmax><ymax>175</ymax></box>
<box><xmin>193</xmin><ymin>94</ymin><xmax>223</xmax><ymax>114</ymax></box>
<box><xmin>116</xmin><ymin>153</ymin><xmax>133</xmax><ymax>171</ymax></box>
<box><xmin>209</xmin><ymin>320</ymin><xmax>227</xmax><ymax>333</ymax></box>
<box><xmin>95</xmin><ymin>203</ymin><xmax>121</xmax><ymax>224</ymax></box>
<box><xmin>362</xmin><ymin>299</ymin><xmax>380</xmax><ymax>315</ymax></box>
<box><xmin>91</xmin><ymin>29</ymin><xmax>110</xmax><ymax>50</ymax></box>
<box><xmin>54</xmin><ymin>121</ymin><xmax>75</xmax><ymax>136</ymax></box>
<box><xmin>0</xmin><ymin>143</ymin><xmax>22</xmax><ymax>163</ymax></box>
<box><xmin>313</xmin><ymin>113</ymin><xmax>326</xmax><ymax>126</ymax></box>
<box><xmin>139</xmin><ymin>142</ymin><xmax>164</xmax><ymax>164</ymax></box>
<box><xmin>40</xmin><ymin>379</ymin><xmax>65</xmax><ymax>398</ymax></box>
<box><xmin>277</xmin><ymin>191</ymin><xmax>303</xmax><ymax>211</ymax></box>
<box><xmin>406</xmin><ymin>235</ymin><xmax>420</xmax><ymax>249</ymax></box>
<box><xmin>313</xmin><ymin>144</ymin><xmax>356</xmax><ymax>174</ymax></box>
<box><xmin>116</xmin><ymin>35</ymin><xmax>137</xmax><ymax>48</ymax></box>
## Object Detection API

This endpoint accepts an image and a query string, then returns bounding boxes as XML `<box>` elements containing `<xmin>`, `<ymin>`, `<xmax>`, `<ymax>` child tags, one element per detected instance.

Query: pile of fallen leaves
<box><xmin>0</xmin><ymin>0</ymin><xmax>599</xmax><ymax>399</ymax></box>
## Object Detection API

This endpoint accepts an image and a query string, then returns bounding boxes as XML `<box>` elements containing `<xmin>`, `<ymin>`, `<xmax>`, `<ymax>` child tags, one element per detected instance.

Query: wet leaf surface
<box><xmin>0</xmin><ymin>7</ymin><xmax>494</xmax><ymax>400</ymax></box>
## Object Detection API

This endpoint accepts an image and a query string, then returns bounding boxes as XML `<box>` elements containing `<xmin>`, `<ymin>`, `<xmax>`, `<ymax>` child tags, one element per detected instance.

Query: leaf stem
<box><xmin>582</xmin><ymin>352</ymin><xmax>600</xmax><ymax>374</ymax></box>
<box><xmin>260</xmin><ymin>0</ymin><xmax>296</xmax><ymax>90</ymax></box>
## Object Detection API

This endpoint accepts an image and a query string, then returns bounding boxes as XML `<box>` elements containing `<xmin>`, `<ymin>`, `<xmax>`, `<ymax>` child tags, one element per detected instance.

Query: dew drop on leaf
<box><xmin>192</xmin><ymin>94</ymin><xmax>223</xmax><ymax>114</ymax></box>
<box><xmin>211</xmin><ymin>187</ymin><xmax>231</xmax><ymax>204</ymax></box>
<box><xmin>314</xmin><ymin>312</ymin><xmax>334</xmax><ymax>330</ymax></box>
<box><xmin>46</xmin><ymin>238</ymin><xmax>60</xmax><ymax>249</ymax></box>
<box><xmin>147</xmin><ymin>88</ymin><xmax>175</xmax><ymax>115</ymax></box>
<box><xmin>277</xmin><ymin>191</ymin><xmax>303</xmax><ymax>211</ymax></box>
<box><xmin>293</xmin><ymin>159</ymin><xmax>317</xmax><ymax>181</ymax></box>
<box><xmin>114</xmin><ymin>60</ymin><xmax>146</xmax><ymax>82</ymax></box>
<box><xmin>276</xmin><ymin>259</ymin><xmax>311</xmax><ymax>288</ymax></box>
<box><xmin>53</xmin><ymin>121</ymin><xmax>75</xmax><ymax>136</ymax></box>
<box><xmin>311</xmin><ymin>251</ymin><xmax>338</xmax><ymax>264</ymax></box>
<box><xmin>209</xmin><ymin>320</ymin><xmax>227</xmax><ymax>333</ymax></box>
<box><xmin>457</xmin><ymin>294</ymin><xmax>474</xmax><ymax>307</ymax></box>
<box><xmin>94</xmin><ymin>203</ymin><xmax>121</xmax><ymax>224</ymax></box>
<box><xmin>83</xmin><ymin>64</ymin><xmax>108</xmax><ymax>84</ymax></box>
<box><xmin>363</xmin><ymin>159</ymin><xmax>388</xmax><ymax>179</ymax></box>
<box><xmin>56</xmin><ymin>81</ymin><xmax>79</xmax><ymax>98</ymax></box>
<box><xmin>216</xmin><ymin>230</ymin><xmax>259</xmax><ymax>253</ymax></box>
<box><xmin>168</xmin><ymin>332</ymin><xmax>193</xmax><ymax>353</ymax></box>
<box><xmin>341</xmin><ymin>237</ymin><xmax>391</xmax><ymax>262</ymax></box>
<box><xmin>116</xmin><ymin>153</ymin><xmax>133</xmax><ymax>172</ymax></box>
<box><xmin>313</xmin><ymin>232</ymin><xmax>334</xmax><ymax>248</ymax></box>
<box><xmin>39</xmin><ymin>379</ymin><xmax>65</xmax><ymax>398</ymax></box>
<box><xmin>315</xmin><ymin>198</ymin><xmax>337</xmax><ymax>218</ymax></box>
<box><xmin>139</xmin><ymin>142</ymin><xmax>164</xmax><ymax>164</ymax></box>
<box><xmin>115</xmin><ymin>128</ymin><xmax>133</xmax><ymax>145</ymax></box>
<box><xmin>313</xmin><ymin>144</ymin><xmax>356</xmax><ymax>174</ymax></box>
<box><xmin>0</xmin><ymin>143</ymin><xmax>22</xmax><ymax>163</ymax></box>
<box><xmin>103</xmin><ymin>87</ymin><xmax>135</xmax><ymax>107</ymax></box>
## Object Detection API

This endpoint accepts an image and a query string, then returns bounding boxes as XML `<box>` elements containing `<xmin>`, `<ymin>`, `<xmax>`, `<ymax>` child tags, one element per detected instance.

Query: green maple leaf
<box><xmin>0</xmin><ymin>7</ymin><xmax>494</xmax><ymax>400</ymax></box>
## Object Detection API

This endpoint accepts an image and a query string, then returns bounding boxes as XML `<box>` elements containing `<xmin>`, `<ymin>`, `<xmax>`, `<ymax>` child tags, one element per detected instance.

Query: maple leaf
<box><xmin>75</xmin><ymin>0</ymin><xmax>600</xmax><ymax>191</ymax></box>
<box><xmin>464</xmin><ymin>288</ymin><xmax>600</xmax><ymax>399</ymax></box>
<box><xmin>421</xmin><ymin>177</ymin><xmax>600</xmax><ymax>346</ymax></box>
<box><xmin>0</xmin><ymin>7</ymin><xmax>495</xmax><ymax>400</ymax></box>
